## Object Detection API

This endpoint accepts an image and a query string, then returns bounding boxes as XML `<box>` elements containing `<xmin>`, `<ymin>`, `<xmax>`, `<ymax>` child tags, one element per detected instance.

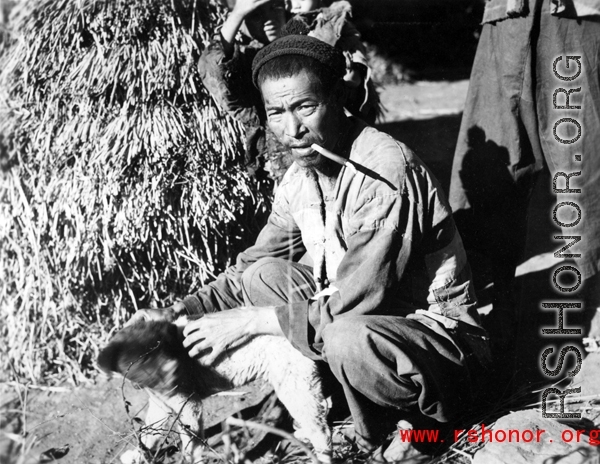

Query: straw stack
<box><xmin>0</xmin><ymin>0</ymin><xmax>268</xmax><ymax>383</ymax></box>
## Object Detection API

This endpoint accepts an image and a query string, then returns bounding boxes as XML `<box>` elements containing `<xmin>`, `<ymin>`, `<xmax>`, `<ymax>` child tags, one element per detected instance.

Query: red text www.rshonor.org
<box><xmin>399</xmin><ymin>425</ymin><xmax>600</xmax><ymax>445</ymax></box>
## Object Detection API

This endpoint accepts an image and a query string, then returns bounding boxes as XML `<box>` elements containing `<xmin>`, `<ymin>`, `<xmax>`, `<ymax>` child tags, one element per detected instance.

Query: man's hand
<box><xmin>231</xmin><ymin>0</ymin><xmax>272</xmax><ymax>20</ymax></box>
<box><xmin>220</xmin><ymin>0</ymin><xmax>272</xmax><ymax>54</ymax></box>
<box><xmin>183</xmin><ymin>306</ymin><xmax>282</xmax><ymax>365</ymax></box>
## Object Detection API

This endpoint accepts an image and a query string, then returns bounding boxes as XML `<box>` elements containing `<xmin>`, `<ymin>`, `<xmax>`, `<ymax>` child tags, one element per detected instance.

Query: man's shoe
<box><xmin>368</xmin><ymin>421</ymin><xmax>430</xmax><ymax>463</ymax></box>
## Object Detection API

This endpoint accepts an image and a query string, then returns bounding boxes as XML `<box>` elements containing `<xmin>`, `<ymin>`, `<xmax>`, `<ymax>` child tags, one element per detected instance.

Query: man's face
<box><xmin>260</xmin><ymin>70</ymin><xmax>342</xmax><ymax>170</ymax></box>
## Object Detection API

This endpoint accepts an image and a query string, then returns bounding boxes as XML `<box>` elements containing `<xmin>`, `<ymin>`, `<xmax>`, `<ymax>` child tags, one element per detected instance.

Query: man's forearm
<box><xmin>220</xmin><ymin>11</ymin><xmax>245</xmax><ymax>58</ymax></box>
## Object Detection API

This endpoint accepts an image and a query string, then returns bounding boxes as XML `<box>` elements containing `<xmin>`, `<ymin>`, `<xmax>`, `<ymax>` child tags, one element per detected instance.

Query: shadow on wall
<box><xmin>376</xmin><ymin>113</ymin><xmax>463</xmax><ymax>194</ymax></box>
<box><xmin>376</xmin><ymin>120</ymin><xmax>518</xmax><ymax>215</ymax></box>
<box><xmin>452</xmin><ymin>126</ymin><xmax>520</xmax><ymax>255</ymax></box>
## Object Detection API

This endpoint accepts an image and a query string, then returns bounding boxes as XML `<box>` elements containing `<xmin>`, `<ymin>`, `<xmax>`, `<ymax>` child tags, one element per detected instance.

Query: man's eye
<box><xmin>267</xmin><ymin>112</ymin><xmax>282</xmax><ymax>121</ymax></box>
<box><xmin>297</xmin><ymin>105</ymin><xmax>316</xmax><ymax>115</ymax></box>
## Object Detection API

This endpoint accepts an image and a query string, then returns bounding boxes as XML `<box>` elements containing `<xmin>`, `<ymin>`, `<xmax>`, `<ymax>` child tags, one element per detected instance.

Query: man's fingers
<box><xmin>190</xmin><ymin>342</ymin><xmax>223</xmax><ymax>365</ymax></box>
<box><xmin>199</xmin><ymin>351</ymin><xmax>219</xmax><ymax>366</ymax></box>
<box><xmin>182</xmin><ymin>328</ymin><xmax>205</xmax><ymax>349</ymax></box>
<box><xmin>182</xmin><ymin>321</ymin><xmax>196</xmax><ymax>338</ymax></box>
<box><xmin>236</xmin><ymin>0</ymin><xmax>271</xmax><ymax>16</ymax></box>
<box><xmin>186</xmin><ymin>337</ymin><xmax>210</xmax><ymax>354</ymax></box>
<box><xmin>182</xmin><ymin>318</ymin><xmax>207</xmax><ymax>338</ymax></box>
<box><xmin>197</xmin><ymin>343</ymin><xmax>225</xmax><ymax>366</ymax></box>
<box><xmin>183</xmin><ymin>314</ymin><xmax>227</xmax><ymax>337</ymax></box>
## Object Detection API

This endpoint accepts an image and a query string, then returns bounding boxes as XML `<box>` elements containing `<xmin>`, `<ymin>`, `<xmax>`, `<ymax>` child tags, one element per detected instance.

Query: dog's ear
<box><xmin>97</xmin><ymin>339</ymin><xmax>126</xmax><ymax>375</ymax></box>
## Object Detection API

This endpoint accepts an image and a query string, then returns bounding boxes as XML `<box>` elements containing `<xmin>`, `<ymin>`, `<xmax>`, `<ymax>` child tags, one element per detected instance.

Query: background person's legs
<box><xmin>450</xmin><ymin>0</ymin><xmax>600</xmax><ymax>339</ymax></box>
<box><xmin>534</xmin><ymin>6</ymin><xmax>600</xmax><ymax>338</ymax></box>
<box><xmin>449</xmin><ymin>7</ymin><xmax>544</xmax><ymax>318</ymax></box>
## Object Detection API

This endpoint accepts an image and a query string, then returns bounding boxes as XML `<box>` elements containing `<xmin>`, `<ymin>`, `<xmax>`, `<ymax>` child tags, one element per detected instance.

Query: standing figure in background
<box><xmin>199</xmin><ymin>0</ymin><xmax>379</xmax><ymax>183</ymax></box>
<box><xmin>449</xmin><ymin>0</ymin><xmax>600</xmax><ymax>349</ymax></box>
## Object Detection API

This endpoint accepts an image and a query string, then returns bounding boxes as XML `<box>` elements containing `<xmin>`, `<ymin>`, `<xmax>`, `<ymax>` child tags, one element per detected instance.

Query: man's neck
<box><xmin>315</xmin><ymin>167</ymin><xmax>339</xmax><ymax>198</ymax></box>
<box><xmin>312</xmin><ymin>116</ymin><xmax>355</xmax><ymax>186</ymax></box>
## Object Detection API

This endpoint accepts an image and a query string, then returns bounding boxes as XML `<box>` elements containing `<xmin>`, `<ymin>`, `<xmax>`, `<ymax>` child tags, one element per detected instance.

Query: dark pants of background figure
<box><xmin>449</xmin><ymin>0</ymin><xmax>600</xmax><ymax>335</ymax></box>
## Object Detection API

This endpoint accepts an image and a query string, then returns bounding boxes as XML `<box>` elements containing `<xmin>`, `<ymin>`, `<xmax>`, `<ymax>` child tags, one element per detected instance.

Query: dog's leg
<box><xmin>265</xmin><ymin>341</ymin><xmax>332</xmax><ymax>462</ymax></box>
<box><xmin>120</xmin><ymin>391</ymin><xmax>172</xmax><ymax>464</ymax></box>
<box><xmin>142</xmin><ymin>391</ymin><xmax>174</xmax><ymax>451</ymax></box>
<box><xmin>214</xmin><ymin>336</ymin><xmax>333</xmax><ymax>461</ymax></box>
<box><xmin>166</xmin><ymin>392</ymin><xmax>206</xmax><ymax>464</ymax></box>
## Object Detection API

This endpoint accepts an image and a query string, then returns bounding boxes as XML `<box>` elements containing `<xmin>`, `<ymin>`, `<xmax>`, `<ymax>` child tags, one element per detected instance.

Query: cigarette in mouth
<box><xmin>311</xmin><ymin>144</ymin><xmax>357</xmax><ymax>174</ymax></box>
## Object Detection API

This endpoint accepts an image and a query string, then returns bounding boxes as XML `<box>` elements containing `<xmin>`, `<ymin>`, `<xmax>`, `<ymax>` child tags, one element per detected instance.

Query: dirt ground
<box><xmin>0</xmin><ymin>79</ymin><xmax>571</xmax><ymax>464</ymax></box>
<box><xmin>0</xmin><ymin>376</ymin><xmax>277</xmax><ymax>464</ymax></box>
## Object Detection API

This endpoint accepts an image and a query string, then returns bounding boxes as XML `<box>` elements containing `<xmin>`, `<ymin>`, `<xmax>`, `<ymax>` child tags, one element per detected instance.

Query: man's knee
<box><xmin>241</xmin><ymin>258</ymin><xmax>288</xmax><ymax>300</ymax></box>
<box><xmin>321</xmin><ymin>316</ymin><xmax>373</xmax><ymax>366</ymax></box>
<box><xmin>241</xmin><ymin>258</ymin><xmax>315</xmax><ymax>306</ymax></box>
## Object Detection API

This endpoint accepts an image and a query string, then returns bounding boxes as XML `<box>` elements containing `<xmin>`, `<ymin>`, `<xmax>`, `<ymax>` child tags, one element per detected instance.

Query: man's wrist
<box><xmin>250</xmin><ymin>306</ymin><xmax>284</xmax><ymax>337</ymax></box>
<box><xmin>223</xmin><ymin>11</ymin><xmax>245</xmax><ymax>36</ymax></box>
<box><xmin>229</xmin><ymin>10</ymin><xmax>244</xmax><ymax>23</ymax></box>
<box><xmin>171</xmin><ymin>301</ymin><xmax>187</xmax><ymax>316</ymax></box>
<box><xmin>180</xmin><ymin>295</ymin><xmax>206</xmax><ymax>316</ymax></box>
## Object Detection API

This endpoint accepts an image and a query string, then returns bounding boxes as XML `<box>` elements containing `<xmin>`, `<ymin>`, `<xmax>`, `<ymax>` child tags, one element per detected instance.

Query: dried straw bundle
<box><xmin>0</xmin><ymin>0</ymin><xmax>268</xmax><ymax>383</ymax></box>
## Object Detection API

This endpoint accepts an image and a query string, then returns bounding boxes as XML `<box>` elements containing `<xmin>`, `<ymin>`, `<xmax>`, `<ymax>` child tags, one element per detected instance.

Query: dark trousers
<box><xmin>239</xmin><ymin>257</ymin><xmax>476</xmax><ymax>450</ymax></box>
<box><xmin>449</xmin><ymin>0</ymin><xmax>600</xmax><ymax>313</ymax></box>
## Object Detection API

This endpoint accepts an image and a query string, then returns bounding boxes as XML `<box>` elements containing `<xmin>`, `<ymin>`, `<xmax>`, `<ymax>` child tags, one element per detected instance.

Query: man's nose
<box><xmin>284</xmin><ymin>113</ymin><xmax>304</xmax><ymax>138</ymax></box>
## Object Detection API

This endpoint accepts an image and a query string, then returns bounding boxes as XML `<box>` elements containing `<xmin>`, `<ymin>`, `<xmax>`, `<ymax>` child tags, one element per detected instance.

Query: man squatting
<box><xmin>134</xmin><ymin>35</ymin><xmax>491</xmax><ymax>460</ymax></box>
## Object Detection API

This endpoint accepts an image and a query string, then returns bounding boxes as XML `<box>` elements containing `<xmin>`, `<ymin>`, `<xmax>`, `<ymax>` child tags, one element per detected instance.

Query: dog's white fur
<box><xmin>99</xmin><ymin>318</ymin><xmax>331</xmax><ymax>464</ymax></box>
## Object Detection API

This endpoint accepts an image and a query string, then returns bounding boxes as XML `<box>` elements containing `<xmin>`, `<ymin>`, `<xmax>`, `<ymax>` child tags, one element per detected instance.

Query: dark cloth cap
<box><xmin>251</xmin><ymin>34</ymin><xmax>345</xmax><ymax>87</ymax></box>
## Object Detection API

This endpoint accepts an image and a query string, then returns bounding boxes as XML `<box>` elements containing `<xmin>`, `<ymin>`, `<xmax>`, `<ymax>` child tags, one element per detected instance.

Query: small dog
<box><xmin>98</xmin><ymin>318</ymin><xmax>331</xmax><ymax>463</ymax></box>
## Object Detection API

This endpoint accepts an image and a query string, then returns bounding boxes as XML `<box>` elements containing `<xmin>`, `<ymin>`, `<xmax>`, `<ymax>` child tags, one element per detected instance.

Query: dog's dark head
<box><xmin>98</xmin><ymin>320</ymin><xmax>189</xmax><ymax>392</ymax></box>
<box><xmin>98</xmin><ymin>319</ymin><xmax>231</xmax><ymax>397</ymax></box>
